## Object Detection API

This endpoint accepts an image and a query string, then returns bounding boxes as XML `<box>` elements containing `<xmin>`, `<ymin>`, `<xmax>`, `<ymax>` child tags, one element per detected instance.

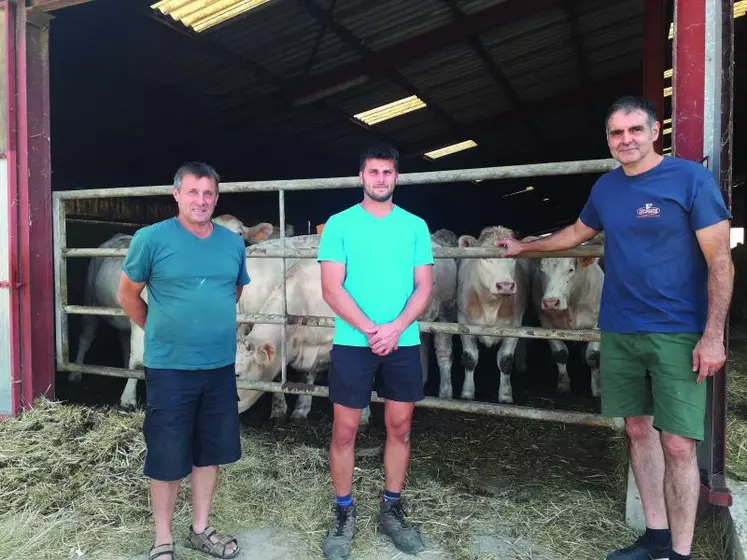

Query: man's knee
<box><xmin>661</xmin><ymin>432</ymin><xmax>696</xmax><ymax>460</ymax></box>
<box><xmin>385</xmin><ymin>412</ymin><xmax>413</xmax><ymax>442</ymax></box>
<box><xmin>332</xmin><ymin>416</ymin><xmax>360</xmax><ymax>448</ymax></box>
<box><xmin>624</xmin><ymin>416</ymin><xmax>655</xmax><ymax>441</ymax></box>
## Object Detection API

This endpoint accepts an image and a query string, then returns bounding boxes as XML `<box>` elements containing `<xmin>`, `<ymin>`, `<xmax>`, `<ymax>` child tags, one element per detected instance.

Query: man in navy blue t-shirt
<box><xmin>502</xmin><ymin>96</ymin><xmax>733</xmax><ymax>560</ymax></box>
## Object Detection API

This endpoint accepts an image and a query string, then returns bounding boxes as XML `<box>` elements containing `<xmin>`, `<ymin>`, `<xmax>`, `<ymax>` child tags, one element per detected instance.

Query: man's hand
<box><xmin>498</xmin><ymin>237</ymin><xmax>523</xmax><ymax>257</ymax></box>
<box><xmin>368</xmin><ymin>321</ymin><xmax>404</xmax><ymax>356</ymax></box>
<box><xmin>692</xmin><ymin>334</ymin><xmax>726</xmax><ymax>383</ymax></box>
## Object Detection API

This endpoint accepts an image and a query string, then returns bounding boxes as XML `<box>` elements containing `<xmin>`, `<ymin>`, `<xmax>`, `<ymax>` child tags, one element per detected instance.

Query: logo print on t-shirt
<box><xmin>636</xmin><ymin>202</ymin><xmax>661</xmax><ymax>218</ymax></box>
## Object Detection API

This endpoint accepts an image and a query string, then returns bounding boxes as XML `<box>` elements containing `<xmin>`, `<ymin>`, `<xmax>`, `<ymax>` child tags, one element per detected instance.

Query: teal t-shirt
<box><xmin>317</xmin><ymin>204</ymin><xmax>434</xmax><ymax>347</ymax></box>
<box><xmin>122</xmin><ymin>217</ymin><xmax>250</xmax><ymax>370</ymax></box>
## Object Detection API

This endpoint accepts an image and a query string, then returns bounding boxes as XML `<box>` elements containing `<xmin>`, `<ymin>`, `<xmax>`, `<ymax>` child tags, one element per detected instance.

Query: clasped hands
<box><xmin>363</xmin><ymin>320</ymin><xmax>405</xmax><ymax>356</ymax></box>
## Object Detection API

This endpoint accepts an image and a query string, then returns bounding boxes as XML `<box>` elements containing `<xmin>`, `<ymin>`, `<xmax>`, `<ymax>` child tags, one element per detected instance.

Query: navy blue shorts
<box><xmin>142</xmin><ymin>364</ymin><xmax>241</xmax><ymax>482</ymax></box>
<box><xmin>328</xmin><ymin>344</ymin><xmax>424</xmax><ymax>409</ymax></box>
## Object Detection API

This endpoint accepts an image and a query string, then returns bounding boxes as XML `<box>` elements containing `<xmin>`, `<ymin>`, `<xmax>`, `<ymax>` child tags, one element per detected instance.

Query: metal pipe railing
<box><xmin>60</xmin><ymin>245</ymin><xmax>605</xmax><ymax>259</ymax></box>
<box><xmin>51</xmin><ymin>157</ymin><xmax>615</xmax><ymax>428</ymax></box>
<box><xmin>53</xmin><ymin>158</ymin><xmax>619</xmax><ymax>199</ymax></box>
<box><xmin>62</xmin><ymin>305</ymin><xmax>600</xmax><ymax>342</ymax></box>
<box><xmin>57</xmin><ymin>361</ymin><xmax>619</xmax><ymax>430</ymax></box>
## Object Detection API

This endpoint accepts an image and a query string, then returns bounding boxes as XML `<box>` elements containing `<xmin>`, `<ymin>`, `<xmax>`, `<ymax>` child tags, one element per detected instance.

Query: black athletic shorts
<box><xmin>328</xmin><ymin>344</ymin><xmax>424</xmax><ymax>409</ymax></box>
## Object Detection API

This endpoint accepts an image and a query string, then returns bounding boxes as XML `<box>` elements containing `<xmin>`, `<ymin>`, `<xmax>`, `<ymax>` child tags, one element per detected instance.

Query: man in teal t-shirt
<box><xmin>118</xmin><ymin>162</ymin><xmax>249</xmax><ymax>560</ymax></box>
<box><xmin>318</xmin><ymin>144</ymin><xmax>434</xmax><ymax>559</ymax></box>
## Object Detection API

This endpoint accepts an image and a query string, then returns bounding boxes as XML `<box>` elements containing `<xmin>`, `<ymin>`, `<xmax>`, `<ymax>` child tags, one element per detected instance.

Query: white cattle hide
<box><xmin>456</xmin><ymin>226</ymin><xmax>532</xmax><ymax>404</ymax></box>
<box><xmin>532</xmin><ymin>236</ymin><xmax>604</xmax><ymax>397</ymax></box>
<box><xmin>235</xmin><ymin>259</ymin><xmax>335</xmax><ymax>424</ymax></box>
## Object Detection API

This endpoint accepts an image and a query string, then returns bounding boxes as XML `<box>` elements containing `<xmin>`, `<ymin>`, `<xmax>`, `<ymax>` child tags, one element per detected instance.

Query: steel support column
<box><xmin>672</xmin><ymin>0</ymin><xmax>734</xmax><ymax>508</ymax></box>
<box><xmin>3</xmin><ymin>2</ymin><xmax>54</xmax><ymax>415</ymax></box>
<box><xmin>643</xmin><ymin>0</ymin><xmax>665</xmax><ymax>153</ymax></box>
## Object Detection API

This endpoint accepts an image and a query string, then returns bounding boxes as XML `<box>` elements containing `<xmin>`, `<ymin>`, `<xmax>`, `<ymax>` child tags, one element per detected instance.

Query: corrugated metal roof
<box><xmin>334</xmin><ymin>0</ymin><xmax>454</xmax><ymax>51</ymax></box>
<box><xmin>56</xmin><ymin>0</ymin><xmax>650</xmax><ymax>171</ymax></box>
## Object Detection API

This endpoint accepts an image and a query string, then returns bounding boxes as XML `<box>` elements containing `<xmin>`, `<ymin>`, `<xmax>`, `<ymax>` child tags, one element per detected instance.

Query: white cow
<box><xmin>72</xmin><ymin>233</ymin><xmax>134</xmax><ymax>383</ymax></box>
<box><xmin>235</xmin><ymin>231</ymin><xmax>458</xmax><ymax>428</ymax></box>
<box><xmin>425</xmin><ymin>229</ymin><xmax>458</xmax><ymax>399</ymax></box>
<box><xmin>456</xmin><ymin>226</ymin><xmax>532</xmax><ymax>404</ymax></box>
<box><xmin>235</xmin><ymin>259</ymin><xmax>335</xmax><ymax>424</ymax></box>
<box><xmin>532</xmin><ymin>235</ymin><xmax>604</xmax><ymax>397</ymax></box>
<box><xmin>73</xmin><ymin>215</ymin><xmax>272</xmax><ymax>409</ymax></box>
<box><xmin>215</xmin><ymin>214</ymin><xmax>294</xmax><ymax>245</ymax></box>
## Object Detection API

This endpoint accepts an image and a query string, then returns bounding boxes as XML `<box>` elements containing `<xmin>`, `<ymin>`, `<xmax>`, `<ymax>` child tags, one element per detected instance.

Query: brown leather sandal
<box><xmin>186</xmin><ymin>526</ymin><xmax>240</xmax><ymax>559</ymax></box>
<box><xmin>149</xmin><ymin>542</ymin><xmax>178</xmax><ymax>560</ymax></box>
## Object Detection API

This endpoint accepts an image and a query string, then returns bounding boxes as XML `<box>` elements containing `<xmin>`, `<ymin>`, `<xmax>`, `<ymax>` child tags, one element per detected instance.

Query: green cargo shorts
<box><xmin>599</xmin><ymin>331</ymin><xmax>706</xmax><ymax>441</ymax></box>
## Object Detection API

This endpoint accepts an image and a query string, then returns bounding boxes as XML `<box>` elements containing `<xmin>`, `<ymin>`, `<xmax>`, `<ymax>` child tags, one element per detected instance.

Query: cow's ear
<box><xmin>458</xmin><ymin>235</ymin><xmax>477</xmax><ymax>248</ymax></box>
<box><xmin>256</xmin><ymin>343</ymin><xmax>276</xmax><ymax>366</ymax></box>
<box><xmin>577</xmin><ymin>257</ymin><xmax>595</xmax><ymax>268</ymax></box>
<box><xmin>244</xmin><ymin>222</ymin><xmax>274</xmax><ymax>243</ymax></box>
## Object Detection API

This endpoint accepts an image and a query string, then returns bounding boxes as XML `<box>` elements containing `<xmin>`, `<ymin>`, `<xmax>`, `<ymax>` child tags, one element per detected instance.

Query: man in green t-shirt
<box><xmin>118</xmin><ymin>162</ymin><xmax>249</xmax><ymax>560</ymax></box>
<box><xmin>318</xmin><ymin>144</ymin><xmax>434</xmax><ymax>559</ymax></box>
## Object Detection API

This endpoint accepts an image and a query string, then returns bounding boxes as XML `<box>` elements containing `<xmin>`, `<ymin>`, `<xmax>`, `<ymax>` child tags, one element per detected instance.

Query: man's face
<box><xmin>360</xmin><ymin>158</ymin><xmax>398</xmax><ymax>202</ymax></box>
<box><xmin>606</xmin><ymin>109</ymin><xmax>660</xmax><ymax>166</ymax></box>
<box><xmin>172</xmin><ymin>174</ymin><xmax>218</xmax><ymax>226</ymax></box>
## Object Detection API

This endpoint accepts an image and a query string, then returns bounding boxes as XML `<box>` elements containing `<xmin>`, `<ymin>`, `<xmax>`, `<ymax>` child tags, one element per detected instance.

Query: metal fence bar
<box><xmin>52</xmin><ymin>158</ymin><xmax>619</xmax><ymax>199</ymax></box>
<box><xmin>279</xmin><ymin>189</ymin><xmax>288</xmax><ymax>385</ymax></box>
<box><xmin>61</xmin><ymin>246</ymin><xmax>605</xmax><ymax>259</ymax></box>
<box><xmin>62</xmin><ymin>305</ymin><xmax>600</xmax><ymax>342</ymax></box>
<box><xmin>52</xmin><ymin>197</ymin><xmax>69</xmax><ymax>367</ymax></box>
<box><xmin>57</xmin><ymin>361</ymin><xmax>618</xmax><ymax>430</ymax></box>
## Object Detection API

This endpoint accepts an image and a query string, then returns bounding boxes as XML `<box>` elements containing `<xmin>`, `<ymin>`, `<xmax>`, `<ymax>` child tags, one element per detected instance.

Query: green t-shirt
<box><xmin>317</xmin><ymin>204</ymin><xmax>434</xmax><ymax>347</ymax></box>
<box><xmin>122</xmin><ymin>217</ymin><xmax>250</xmax><ymax>370</ymax></box>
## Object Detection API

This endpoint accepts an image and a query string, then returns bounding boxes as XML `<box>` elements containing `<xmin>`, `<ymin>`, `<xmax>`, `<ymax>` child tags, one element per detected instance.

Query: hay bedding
<box><xmin>0</xmin><ymin>399</ymin><xmax>728</xmax><ymax>560</ymax></box>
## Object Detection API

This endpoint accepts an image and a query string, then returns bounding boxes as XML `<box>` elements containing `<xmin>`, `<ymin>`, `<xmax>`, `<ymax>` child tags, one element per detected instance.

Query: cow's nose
<box><xmin>542</xmin><ymin>298</ymin><xmax>560</xmax><ymax>309</ymax></box>
<box><xmin>496</xmin><ymin>282</ymin><xmax>516</xmax><ymax>293</ymax></box>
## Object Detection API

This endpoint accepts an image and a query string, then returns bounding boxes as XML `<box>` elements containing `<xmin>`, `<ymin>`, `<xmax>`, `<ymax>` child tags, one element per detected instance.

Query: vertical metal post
<box><xmin>279</xmin><ymin>189</ymin><xmax>287</xmax><ymax>385</ymax></box>
<box><xmin>52</xmin><ymin>195</ymin><xmax>68</xmax><ymax>368</ymax></box>
<box><xmin>673</xmin><ymin>0</ymin><xmax>734</xmax><ymax>508</ymax></box>
<box><xmin>643</xmin><ymin>0</ymin><xmax>665</xmax><ymax>153</ymax></box>
<box><xmin>698</xmin><ymin>0</ymin><xmax>734</xmax><ymax>508</ymax></box>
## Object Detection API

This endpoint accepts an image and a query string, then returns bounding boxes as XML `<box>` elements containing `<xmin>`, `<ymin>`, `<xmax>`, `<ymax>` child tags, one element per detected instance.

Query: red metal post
<box><xmin>0</xmin><ymin>3</ymin><xmax>54</xmax><ymax>415</ymax></box>
<box><xmin>17</xmin><ymin>5</ymin><xmax>54</xmax><ymax>409</ymax></box>
<box><xmin>673</xmin><ymin>0</ymin><xmax>734</xmax><ymax>508</ymax></box>
<box><xmin>672</xmin><ymin>0</ymin><xmax>706</xmax><ymax>159</ymax></box>
<box><xmin>3</xmin><ymin>0</ymin><xmax>21</xmax><ymax>416</ymax></box>
<box><xmin>643</xmin><ymin>0</ymin><xmax>665</xmax><ymax>153</ymax></box>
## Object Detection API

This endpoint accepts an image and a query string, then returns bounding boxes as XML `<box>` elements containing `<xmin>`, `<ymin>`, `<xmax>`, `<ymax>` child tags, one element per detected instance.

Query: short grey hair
<box><xmin>605</xmin><ymin>96</ymin><xmax>657</xmax><ymax>134</ymax></box>
<box><xmin>173</xmin><ymin>161</ymin><xmax>220</xmax><ymax>192</ymax></box>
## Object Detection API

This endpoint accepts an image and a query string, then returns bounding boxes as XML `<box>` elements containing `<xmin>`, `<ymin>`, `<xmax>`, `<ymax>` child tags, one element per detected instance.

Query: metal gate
<box><xmin>53</xmin><ymin>157</ymin><xmax>620</xmax><ymax>429</ymax></box>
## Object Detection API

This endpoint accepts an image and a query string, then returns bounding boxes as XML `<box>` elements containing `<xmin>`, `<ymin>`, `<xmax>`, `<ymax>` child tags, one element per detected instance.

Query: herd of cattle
<box><xmin>71</xmin><ymin>214</ymin><xmax>604</xmax><ymax>429</ymax></box>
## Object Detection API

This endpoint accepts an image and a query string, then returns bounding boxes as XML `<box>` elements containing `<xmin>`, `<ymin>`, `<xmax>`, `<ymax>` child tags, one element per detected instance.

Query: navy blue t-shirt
<box><xmin>579</xmin><ymin>156</ymin><xmax>731</xmax><ymax>334</ymax></box>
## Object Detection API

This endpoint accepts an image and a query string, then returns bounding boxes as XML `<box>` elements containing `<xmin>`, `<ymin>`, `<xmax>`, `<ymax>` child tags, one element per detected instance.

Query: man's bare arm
<box><xmin>502</xmin><ymin>219</ymin><xmax>598</xmax><ymax>256</ymax></box>
<box><xmin>236</xmin><ymin>285</ymin><xmax>244</xmax><ymax>303</ymax></box>
<box><xmin>116</xmin><ymin>272</ymin><xmax>147</xmax><ymax>329</ymax></box>
<box><xmin>696</xmin><ymin>219</ymin><xmax>734</xmax><ymax>340</ymax></box>
<box><xmin>368</xmin><ymin>265</ymin><xmax>433</xmax><ymax>355</ymax></box>
<box><xmin>320</xmin><ymin>261</ymin><xmax>376</xmax><ymax>333</ymax></box>
<box><xmin>393</xmin><ymin>265</ymin><xmax>433</xmax><ymax>331</ymax></box>
<box><xmin>692</xmin><ymin>219</ymin><xmax>733</xmax><ymax>382</ymax></box>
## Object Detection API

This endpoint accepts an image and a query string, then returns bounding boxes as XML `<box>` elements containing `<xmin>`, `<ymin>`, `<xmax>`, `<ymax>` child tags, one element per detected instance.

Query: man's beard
<box><xmin>365</xmin><ymin>185</ymin><xmax>394</xmax><ymax>202</ymax></box>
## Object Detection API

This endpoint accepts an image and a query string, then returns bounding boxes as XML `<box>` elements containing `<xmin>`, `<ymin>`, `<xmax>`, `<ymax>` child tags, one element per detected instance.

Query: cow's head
<box><xmin>243</xmin><ymin>222</ymin><xmax>274</xmax><ymax>245</ymax></box>
<box><xmin>538</xmin><ymin>256</ymin><xmax>597</xmax><ymax>311</ymax></box>
<box><xmin>235</xmin><ymin>332</ymin><xmax>278</xmax><ymax>381</ymax></box>
<box><xmin>459</xmin><ymin>226</ymin><xmax>520</xmax><ymax>297</ymax></box>
<box><xmin>214</xmin><ymin>214</ymin><xmax>274</xmax><ymax>245</ymax></box>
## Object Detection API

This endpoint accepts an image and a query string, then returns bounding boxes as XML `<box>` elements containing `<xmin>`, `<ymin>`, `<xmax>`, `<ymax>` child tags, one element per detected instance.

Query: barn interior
<box><xmin>48</xmin><ymin>0</ymin><xmax>746</xmax><ymax>410</ymax></box>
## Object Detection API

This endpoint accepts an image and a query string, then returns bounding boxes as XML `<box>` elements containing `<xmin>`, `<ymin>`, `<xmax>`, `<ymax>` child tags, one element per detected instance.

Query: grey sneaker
<box><xmin>378</xmin><ymin>499</ymin><xmax>425</xmax><ymax>554</ymax></box>
<box><xmin>323</xmin><ymin>504</ymin><xmax>357</xmax><ymax>559</ymax></box>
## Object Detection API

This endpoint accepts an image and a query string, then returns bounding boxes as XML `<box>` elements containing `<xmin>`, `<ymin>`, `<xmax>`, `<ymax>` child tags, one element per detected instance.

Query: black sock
<box><xmin>670</xmin><ymin>552</ymin><xmax>690</xmax><ymax>560</ymax></box>
<box><xmin>645</xmin><ymin>527</ymin><xmax>671</xmax><ymax>548</ymax></box>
